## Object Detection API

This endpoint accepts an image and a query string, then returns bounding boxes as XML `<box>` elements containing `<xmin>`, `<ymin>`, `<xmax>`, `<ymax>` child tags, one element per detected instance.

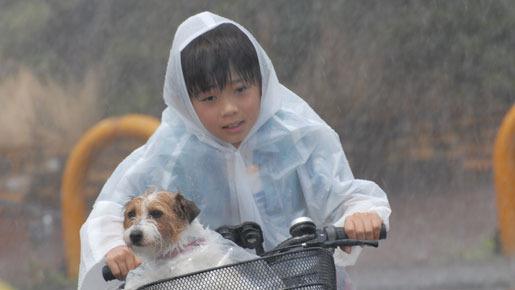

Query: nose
<box><xmin>221</xmin><ymin>97</ymin><xmax>238</xmax><ymax>117</ymax></box>
<box><xmin>130</xmin><ymin>229</ymin><xmax>143</xmax><ymax>245</ymax></box>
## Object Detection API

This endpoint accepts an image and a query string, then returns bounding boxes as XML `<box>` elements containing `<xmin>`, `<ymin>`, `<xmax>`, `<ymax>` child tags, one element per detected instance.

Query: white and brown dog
<box><xmin>122</xmin><ymin>190</ymin><xmax>256</xmax><ymax>290</ymax></box>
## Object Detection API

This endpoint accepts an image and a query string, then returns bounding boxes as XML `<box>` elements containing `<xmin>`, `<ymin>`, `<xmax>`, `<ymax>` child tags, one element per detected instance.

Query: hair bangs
<box><xmin>181</xmin><ymin>23</ymin><xmax>261</xmax><ymax>98</ymax></box>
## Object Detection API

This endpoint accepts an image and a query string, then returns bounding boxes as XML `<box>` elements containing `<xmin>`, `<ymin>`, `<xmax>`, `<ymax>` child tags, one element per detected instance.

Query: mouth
<box><xmin>222</xmin><ymin>120</ymin><xmax>244</xmax><ymax>132</ymax></box>
<box><xmin>128</xmin><ymin>237</ymin><xmax>157</xmax><ymax>249</ymax></box>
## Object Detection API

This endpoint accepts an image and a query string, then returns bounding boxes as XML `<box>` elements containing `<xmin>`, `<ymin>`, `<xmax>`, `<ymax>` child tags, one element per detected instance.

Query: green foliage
<box><xmin>1</xmin><ymin>1</ymin><xmax>513</xmax><ymax>191</ymax></box>
<box><xmin>25</xmin><ymin>259</ymin><xmax>75</xmax><ymax>290</ymax></box>
<box><xmin>383</xmin><ymin>1</ymin><xmax>515</xmax><ymax>98</ymax></box>
<box><xmin>0</xmin><ymin>1</ymin><xmax>52</xmax><ymax>67</ymax></box>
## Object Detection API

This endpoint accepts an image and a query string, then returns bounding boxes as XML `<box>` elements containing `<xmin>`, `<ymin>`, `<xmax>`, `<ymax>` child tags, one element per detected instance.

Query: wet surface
<box><xmin>348</xmin><ymin>186</ymin><xmax>514</xmax><ymax>290</ymax></box>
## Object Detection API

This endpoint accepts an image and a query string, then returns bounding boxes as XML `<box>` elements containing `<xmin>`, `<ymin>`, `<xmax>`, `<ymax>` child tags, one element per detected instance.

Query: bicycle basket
<box><xmin>138</xmin><ymin>247</ymin><xmax>336</xmax><ymax>290</ymax></box>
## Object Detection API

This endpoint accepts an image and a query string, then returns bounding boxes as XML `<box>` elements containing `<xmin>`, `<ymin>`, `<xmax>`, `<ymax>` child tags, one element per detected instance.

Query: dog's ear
<box><xmin>173</xmin><ymin>193</ymin><xmax>200</xmax><ymax>223</ymax></box>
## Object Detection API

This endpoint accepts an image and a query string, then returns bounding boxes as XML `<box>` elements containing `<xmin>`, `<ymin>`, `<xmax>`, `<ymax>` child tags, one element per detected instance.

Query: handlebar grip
<box><xmin>379</xmin><ymin>224</ymin><xmax>387</xmax><ymax>239</ymax></box>
<box><xmin>334</xmin><ymin>224</ymin><xmax>387</xmax><ymax>240</ymax></box>
<box><xmin>102</xmin><ymin>265</ymin><xmax>116</xmax><ymax>281</ymax></box>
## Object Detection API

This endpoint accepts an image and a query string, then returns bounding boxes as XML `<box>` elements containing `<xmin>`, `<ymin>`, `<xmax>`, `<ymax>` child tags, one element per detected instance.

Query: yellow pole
<box><xmin>0</xmin><ymin>280</ymin><xmax>15</xmax><ymax>290</ymax></box>
<box><xmin>493</xmin><ymin>105</ymin><xmax>515</xmax><ymax>256</ymax></box>
<box><xmin>61</xmin><ymin>114</ymin><xmax>160</xmax><ymax>278</ymax></box>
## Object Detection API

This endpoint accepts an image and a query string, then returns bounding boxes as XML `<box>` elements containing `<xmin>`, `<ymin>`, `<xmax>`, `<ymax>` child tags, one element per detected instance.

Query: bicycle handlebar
<box><xmin>102</xmin><ymin>219</ymin><xmax>387</xmax><ymax>282</ymax></box>
<box><xmin>102</xmin><ymin>265</ymin><xmax>116</xmax><ymax>281</ymax></box>
<box><xmin>331</xmin><ymin>224</ymin><xmax>388</xmax><ymax>241</ymax></box>
<box><xmin>267</xmin><ymin>223</ymin><xmax>387</xmax><ymax>256</ymax></box>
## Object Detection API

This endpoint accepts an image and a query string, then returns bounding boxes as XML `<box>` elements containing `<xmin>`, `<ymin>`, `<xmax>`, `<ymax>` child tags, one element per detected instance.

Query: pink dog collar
<box><xmin>162</xmin><ymin>238</ymin><xmax>206</xmax><ymax>259</ymax></box>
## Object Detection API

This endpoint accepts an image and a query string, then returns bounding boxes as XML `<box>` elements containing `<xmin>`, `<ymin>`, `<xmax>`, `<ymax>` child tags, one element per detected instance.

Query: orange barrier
<box><xmin>493</xmin><ymin>105</ymin><xmax>515</xmax><ymax>256</ymax></box>
<box><xmin>61</xmin><ymin>114</ymin><xmax>160</xmax><ymax>277</ymax></box>
<box><xmin>0</xmin><ymin>280</ymin><xmax>16</xmax><ymax>290</ymax></box>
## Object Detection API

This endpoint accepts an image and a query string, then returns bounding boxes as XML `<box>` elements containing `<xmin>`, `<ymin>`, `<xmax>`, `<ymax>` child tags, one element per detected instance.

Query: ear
<box><xmin>173</xmin><ymin>193</ymin><xmax>200</xmax><ymax>223</ymax></box>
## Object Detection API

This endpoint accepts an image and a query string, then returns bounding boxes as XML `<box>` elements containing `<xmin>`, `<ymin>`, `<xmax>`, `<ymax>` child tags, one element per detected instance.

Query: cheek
<box><xmin>158</xmin><ymin>217</ymin><xmax>188</xmax><ymax>242</ymax></box>
<box><xmin>244</xmin><ymin>96</ymin><xmax>261</xmax><ymax>121</ymax></box>
<box><xmin>123</xmin><ymin>218</ymin><xmax>135</xmax><ymax>229</ymax></box>
<box><xmin>157</xmin><ymin>222</ymin><xmax>172</xmax><ymax>240</ymax></box>
<box><xmin>193</xmin><ymin>103</ymin><xmax>218</xmax><ymax>127</ymax></box>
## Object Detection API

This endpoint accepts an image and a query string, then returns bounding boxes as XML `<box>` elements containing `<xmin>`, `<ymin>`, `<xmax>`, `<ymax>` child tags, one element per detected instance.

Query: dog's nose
<box><xmin>130</xmin><ymin>229</ymin><xmax>144</xmax><ymax>245</ymax></box>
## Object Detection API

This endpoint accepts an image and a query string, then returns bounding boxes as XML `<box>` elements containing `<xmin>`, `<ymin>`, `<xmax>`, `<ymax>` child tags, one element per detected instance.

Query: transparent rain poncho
<box><xmin>78</xmin><ymin>11</ymin><xmax>391</xmax><ymax>290</ymax></box>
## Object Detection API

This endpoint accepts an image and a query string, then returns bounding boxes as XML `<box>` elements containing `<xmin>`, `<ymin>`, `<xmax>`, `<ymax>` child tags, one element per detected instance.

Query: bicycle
<box><xmin>103</xmin><ymin>217</ymin><xmax>386</xmax><ymax>290</ymax></box>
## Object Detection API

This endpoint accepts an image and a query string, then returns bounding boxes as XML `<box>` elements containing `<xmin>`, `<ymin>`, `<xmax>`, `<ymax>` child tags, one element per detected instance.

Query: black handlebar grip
<box><xmin>102</xmin><ymin>265</ymin><xmax>116</xmax><ymax>281</ymax></box>
<box><xmin>334</xmin><ymin>224</ymin><xmax>387</xmax><ymax>240</ymax></box>
<box><xmin>379</xmin><ymin>224</ymin><xmax>387</xmax><ymax>240</ymax></box>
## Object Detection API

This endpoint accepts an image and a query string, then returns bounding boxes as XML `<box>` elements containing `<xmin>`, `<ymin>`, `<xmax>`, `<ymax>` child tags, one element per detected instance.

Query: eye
<box><xmin>235</xmin><ymin>85</ymin><xmax>247</xmax><ymax>94</ymax></box>
<box><xmin>195</xmin><ymin>89</ymin><xmax>219</xmax><ymax>103</ymax></box>
<box><xmin>202</xmin><ymin>95</ymin><xmax>217</xmax><ymax>102</ymax></box>
<box><xmin>149</xmin><ymin>210</ymin><xmax>163</xmax><ymax>219</ymax></box>
<box><xmin>127</xmin><ymin>210</ymin><xmax>136</xmax><ymax>219</ymax></box>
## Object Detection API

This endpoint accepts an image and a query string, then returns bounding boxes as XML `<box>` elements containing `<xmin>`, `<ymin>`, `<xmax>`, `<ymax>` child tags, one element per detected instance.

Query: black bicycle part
<box><xmin>270</xmin><ymin>223</ymin><xmax>387</xmax><ymax>255</ymax></box>
<box><xmin>215</xmin><ymin>221</ymin><xmax>265</xmax><ymax>256</ymax></box>
<box><xmin>289</xmin><ymin>217</ymin><xmax>317</xmax><ymax>237</ymax></box>
<box><xmin>102</xmin><ymin>265</ymin><xmax>116</xmax><ymax>281</ymax></box>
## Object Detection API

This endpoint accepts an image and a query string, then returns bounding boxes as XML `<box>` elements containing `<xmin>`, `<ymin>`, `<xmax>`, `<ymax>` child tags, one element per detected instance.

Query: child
<box><xmin>78</xmin><ymin>11</ymin><xmax>391</xmax><ymax>290</ymax></box>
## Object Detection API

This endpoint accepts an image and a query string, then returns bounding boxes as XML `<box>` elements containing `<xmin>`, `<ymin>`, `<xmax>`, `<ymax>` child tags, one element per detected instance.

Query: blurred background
<box><xmin>0</xmin><ymin>1</ymin><xmax>514</xmax><ymax>289</ymax></box>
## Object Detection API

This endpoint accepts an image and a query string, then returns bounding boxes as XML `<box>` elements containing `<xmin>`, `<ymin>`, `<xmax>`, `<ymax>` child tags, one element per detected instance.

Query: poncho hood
<box><xmin>163</xmin><ymin>11</ymin><xmax>283</xmax><ymax>149</ymax></box>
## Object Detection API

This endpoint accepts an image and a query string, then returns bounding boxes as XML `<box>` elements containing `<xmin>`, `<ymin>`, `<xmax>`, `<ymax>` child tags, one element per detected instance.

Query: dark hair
<box><xmin>181</xmin><ymin>23</ymin><xmax>261</xmax><ymax>98</ymax></box>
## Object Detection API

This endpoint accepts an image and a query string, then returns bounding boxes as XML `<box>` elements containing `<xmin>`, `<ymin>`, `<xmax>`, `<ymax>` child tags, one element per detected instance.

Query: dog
<box><xmin>121</xmin><ymin>190</ymin><xmax>260</xmax><ymax>290</ymax></box>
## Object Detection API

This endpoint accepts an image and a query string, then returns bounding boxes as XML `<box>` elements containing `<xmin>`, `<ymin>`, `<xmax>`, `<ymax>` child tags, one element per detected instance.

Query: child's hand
<box><xmin>340</xmin><ymin>212</ymin><xmax>383</xmax><ymax>254</ymax></box>
<box><xmin>105</xmin><ymin>245</ymin><xmax>141</xmax><ymax>280</ymax></box>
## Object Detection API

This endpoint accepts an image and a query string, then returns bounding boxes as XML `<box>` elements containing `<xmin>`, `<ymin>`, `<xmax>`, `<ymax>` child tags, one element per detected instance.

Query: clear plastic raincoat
<box><xmin>78</xmin><ymin>11</ymin><xmax>391</xmax><ymax>290</ymax></box>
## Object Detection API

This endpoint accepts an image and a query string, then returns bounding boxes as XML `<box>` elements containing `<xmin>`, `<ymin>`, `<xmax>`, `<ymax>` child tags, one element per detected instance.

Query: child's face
<box><xmin>191</xmin><ymin>78</ymin><xmax>261</xmax><ymax>148</ymax></box>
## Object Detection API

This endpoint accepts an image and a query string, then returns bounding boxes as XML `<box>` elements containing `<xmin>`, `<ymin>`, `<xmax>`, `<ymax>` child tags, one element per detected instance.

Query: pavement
<box><xmin>346</xmin><ymin>183</ymin><xmax>515</xmax><ymax>290</ymax></box>
<box><xmin>348</xmin><ymin>257</ymin><xmax>514</xmax><ymax>290</ymax></box>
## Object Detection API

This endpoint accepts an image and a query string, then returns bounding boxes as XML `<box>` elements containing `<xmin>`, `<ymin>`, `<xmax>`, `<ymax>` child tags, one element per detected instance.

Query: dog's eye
<box><xmin>127</xmin><ymin>210</ymin><xmax>136</xmax><ymax>219</ymax></box>
<box><xmin>149</xmin><ymin>210</ymin><xmax>163</xmax><ymax>219</ymax></box>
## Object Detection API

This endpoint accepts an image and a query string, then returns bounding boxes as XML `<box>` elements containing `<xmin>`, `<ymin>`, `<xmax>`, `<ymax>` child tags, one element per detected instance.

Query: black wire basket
<box><xmin>138</xmin><ymin>247</ymin><xmax>337</xmax><ymax>290</ymax></box>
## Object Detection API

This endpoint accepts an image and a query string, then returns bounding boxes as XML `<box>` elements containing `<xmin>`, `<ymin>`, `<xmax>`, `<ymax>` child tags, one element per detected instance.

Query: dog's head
<box><xmin>122</xmin><ymin>191</ymin><xmax>200</xmax><ymax>256</ymax></box>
